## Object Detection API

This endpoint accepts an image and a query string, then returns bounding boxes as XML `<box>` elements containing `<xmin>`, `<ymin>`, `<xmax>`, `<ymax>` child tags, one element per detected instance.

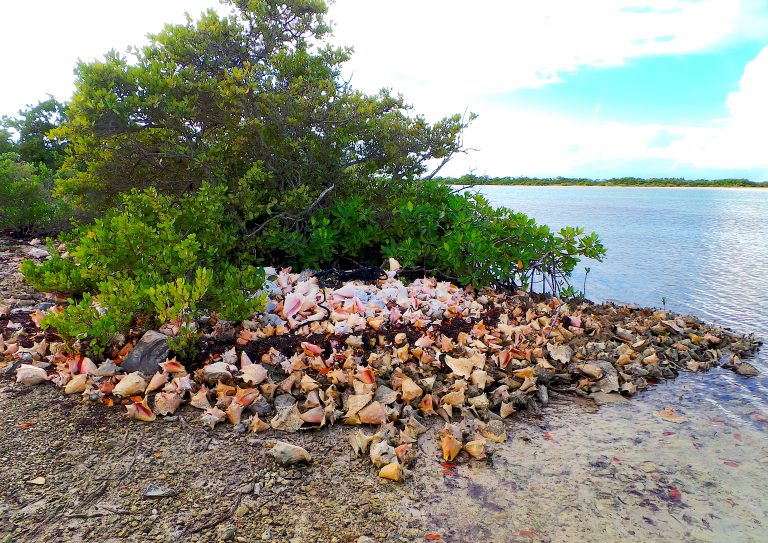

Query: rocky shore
<box><xmin>0</xmin><ymin>236</ymin><xmax>763</xmax><ymax>543</ymax></box>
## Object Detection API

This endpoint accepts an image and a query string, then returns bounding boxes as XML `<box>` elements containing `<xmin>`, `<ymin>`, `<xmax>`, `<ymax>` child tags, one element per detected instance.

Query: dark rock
<box><xmin>121</xmin><ymin>330</ymin><xmax>169</xmax><ymax>375</ymax></box>
<box><xmin>249</xmin><ymin>398</ymin><xmax>274</xmax><ymax>418</ymax></box>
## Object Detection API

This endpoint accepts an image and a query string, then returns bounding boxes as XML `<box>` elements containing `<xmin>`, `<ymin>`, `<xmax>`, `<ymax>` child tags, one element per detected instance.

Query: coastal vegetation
<box><xmin>4</xmin><ymin>0</ymin><xmax>605</xmax><ymax>357</ymax></box>
<box><xmin>439</xmin><ymin>174</ymin><xmax>768</xmax><ymax>188</ymax></box>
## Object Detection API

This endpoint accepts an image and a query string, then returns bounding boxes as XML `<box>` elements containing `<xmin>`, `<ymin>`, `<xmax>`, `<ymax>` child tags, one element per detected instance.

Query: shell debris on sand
<box><xmin>6</xmin><ymin>264</ymin><xmax>763</xmax><ymax>482</ymax></box>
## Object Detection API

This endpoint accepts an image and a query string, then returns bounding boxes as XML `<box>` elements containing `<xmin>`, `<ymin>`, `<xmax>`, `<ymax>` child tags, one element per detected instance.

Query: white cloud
<box><xmin>329</xmin><ymin>0</ymin><xmax>747</xmax><ymax>108</ymax></box>
<box><xmin>0</xmin><ymin>1</ymin><xmax>218</xmax><ymax>115</ymax></box>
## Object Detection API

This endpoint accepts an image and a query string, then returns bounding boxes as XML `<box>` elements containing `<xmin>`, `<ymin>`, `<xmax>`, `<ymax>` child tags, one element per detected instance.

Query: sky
<box><xmin>2</xmin><ymin>0</ymin><xmax>767</xmax><ymax>180</ymax></box>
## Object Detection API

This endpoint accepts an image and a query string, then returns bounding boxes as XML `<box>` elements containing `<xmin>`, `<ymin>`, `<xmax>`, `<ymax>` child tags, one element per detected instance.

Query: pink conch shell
<box><xmin>145</xmin><ymin>371</ymin><xmax>169</xmax><ymax>394</ymax></box>
<box><xmin>126</xmin><ymin>397</ymin><xmax>156</xmax><ymax>422</ymax></box>
<box><xmin>283</xmin><ymin>292</ymin><xmax>305</xmax><ymax>319</ymax></box>
<box><xmin>154</xmin><ymin>392</ymin><xmax>183</xmax><ymax>415</ymax></box>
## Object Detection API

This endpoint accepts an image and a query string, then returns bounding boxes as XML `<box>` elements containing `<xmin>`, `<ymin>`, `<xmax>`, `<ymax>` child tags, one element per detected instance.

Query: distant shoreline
<box><xmin>451</xmin><ymin>184</ymin><xmax>768</xmax><ymax>191</ymax></box>
<box><xmin>437</xmin><ymin>176</ymin><xmax>768</xmax><ymax>189</ymax></box>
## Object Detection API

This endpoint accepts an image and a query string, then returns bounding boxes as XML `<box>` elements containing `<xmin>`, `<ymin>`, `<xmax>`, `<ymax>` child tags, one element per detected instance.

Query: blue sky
<box><xmin>2</xmin><ymin>0</ymin><xmax>767</xmax><ymax>180</ymax></box>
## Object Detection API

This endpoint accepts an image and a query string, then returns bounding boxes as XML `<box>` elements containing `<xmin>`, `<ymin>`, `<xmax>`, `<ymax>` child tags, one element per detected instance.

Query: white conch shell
<box><xmin>15</xmin><ymin>364</ymin><xmax>49</xmax><ymax>385</ymax></box>
<box><xmin>240</xmin><ymin>364</ymin><xmax>268</xmax><ymax>385</ymax></box>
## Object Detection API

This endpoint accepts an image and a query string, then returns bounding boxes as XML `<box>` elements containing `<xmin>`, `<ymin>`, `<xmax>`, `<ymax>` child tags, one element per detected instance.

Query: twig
<box><xmin>189</xmin><ymin>494</ymin><xmax>242</xmax><ymax>534</ymax></box>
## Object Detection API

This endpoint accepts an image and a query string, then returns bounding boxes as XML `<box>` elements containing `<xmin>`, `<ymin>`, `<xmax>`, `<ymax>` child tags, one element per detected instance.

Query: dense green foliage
<box><xmin>22</xmin><ymin>185</ymin><xmax>266</xmax><ymax>356</ymax></box>
<box><xmin>0</xmin><ymin>99</ymin><xmax>70</xmax><ymax>233</ymax></box>
<box><xmin>1</xmin><ymin>98</ymin><xmax>68</xmax><ymax>170</ymax></box>
<box><xmin>255</xmin><ymin>179</ymin><xmax>605</xmax><ymax>289</ymax></box>
<box><xmin>0</xmin><ymin>152</ymin><xmax>65</xmax><ymax>233</ymax></box>
<box><xmin>19</xmin><ymin>0</ymin><xmax>607</xmax><ymax>357</ymax></box>
<box><xmin>439</xmin><ymin>175</ymin><xmax>768</xmax><ymax>188</ymax></box>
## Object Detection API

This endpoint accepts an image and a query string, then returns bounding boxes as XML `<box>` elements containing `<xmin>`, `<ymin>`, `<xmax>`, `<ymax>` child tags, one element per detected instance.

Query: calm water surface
<box><xmin>404</xmin><ymin>187</ymin><xmax>768</xmax><ymax>542</ymax></box>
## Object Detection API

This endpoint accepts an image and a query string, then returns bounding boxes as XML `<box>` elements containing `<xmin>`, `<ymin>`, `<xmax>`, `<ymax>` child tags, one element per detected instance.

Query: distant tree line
<box><xmin>437</xmin><ymin>175</ymin><xmax>767</xmax><ymax>188</ymax></box>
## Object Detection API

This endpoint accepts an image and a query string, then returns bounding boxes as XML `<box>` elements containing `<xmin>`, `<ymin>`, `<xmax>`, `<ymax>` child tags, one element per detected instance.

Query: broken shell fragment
<box><xmin>350</xmin><ymin>430</ymin><xmax>375</xmax><ymax>455</ymax></box>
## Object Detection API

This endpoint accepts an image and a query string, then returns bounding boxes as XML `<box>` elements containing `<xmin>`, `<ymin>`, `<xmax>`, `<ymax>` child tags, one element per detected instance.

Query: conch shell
<box><xmin>379</xmin><ymin>462</ymin><xmax>404</xmax><ymax>482</ymax></box>
<box><xmin>400</xmin><ymin>377</ymin><xmax>423</xmax><ymax>403</ymax></box>
<box><xmin>463</xmin><ymin>437</ymin><xmax>487</xmax><ymax>459</ymax></box>
<box><xmin>201</xmin><ymin>406</ymin><xmax>226</xmax><ymax>429</ymax></box>
<box><xmin>226</xmin><ymin>401</ymin><xmax>245</xmax><ymax>424</ymax></box>
<box><xmin>145</xmin><ymin>371</ymin><xmax>168</xmax><ymax>394</ymax></box>
<box><xmin>154</xmin><ymin>392</ymin><xmax>183</xmax><ymax>415</ymax></box>
<box><xmin>248</xmin><ymin>414</ymin><xmax>270</xmax><ymax>432</ymax></box>
<box><xmin>112</xmin><ymin>372</ymin><xmax>147</xmax><ymax>397</ymax></box>
<box><xmin>349</xmin><ymin>430</ymin><xmax>375</xmax><ymax>455</ymax></box>
<box><xmin>240</xmin><ymin>364</ymin><xmax>268</xmax><ymax>386</ymax></box>
<box><xmin>190</xmin><ymin>385</ymin><xmax>211</xmax><ymax>409</ymax></box>
<box><xmin>126</xmin><ymin>397</ymin><xmax>156</xmax><ymax>422</ymax></box>
<box><xmin>440</xmin><ymin>425</ymin><xmax>463</xmax><ymax>461</ymax></box>
<box><xmin>15</xmin><ymin>364</ymin><xmax>49</xmax><ymax>385</ymax></box>
<box><xmin>64</xmin><ymin>373</ymin><xmax>87</xmax><ymax>394</ymax></box>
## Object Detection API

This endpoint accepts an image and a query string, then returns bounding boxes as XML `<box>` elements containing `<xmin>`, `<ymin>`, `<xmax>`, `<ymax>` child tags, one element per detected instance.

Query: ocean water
<box><xmin>404</xmin><ymin>186</ymin><xmax>768</xmax><ymax>542</ymax></box>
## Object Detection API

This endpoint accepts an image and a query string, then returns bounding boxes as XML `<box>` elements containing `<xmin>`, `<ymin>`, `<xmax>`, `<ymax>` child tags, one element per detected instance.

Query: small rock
<box><xmin>26</xmin><ymin>247</ymin><xmax>50</xmax><ymax>259</ymax></box>
<box><xmin>639</xmin><ymin>462</ymin><xmax>657</xmax><ymax>473</ymax></box>
<box><xmin>217</xmin><ymin>525</ymin><xmax>236</xmax><ymax>541</ymax></box>
<box><xmin>143</xmin><ymin>484</ymin><xmax>177</xmax><ymax>498</ymax></box>
<box><xmin>268</xmin><ymin>441</ymin><xmax>311</xmax><ymax>466</ymax></box>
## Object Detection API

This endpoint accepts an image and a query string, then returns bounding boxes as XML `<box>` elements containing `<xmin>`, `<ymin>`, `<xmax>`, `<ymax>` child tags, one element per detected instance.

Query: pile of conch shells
<box><xmin>9</xmin><ymin>261</ymin><xmax>761</xmax><ymax>481</ymax></box>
